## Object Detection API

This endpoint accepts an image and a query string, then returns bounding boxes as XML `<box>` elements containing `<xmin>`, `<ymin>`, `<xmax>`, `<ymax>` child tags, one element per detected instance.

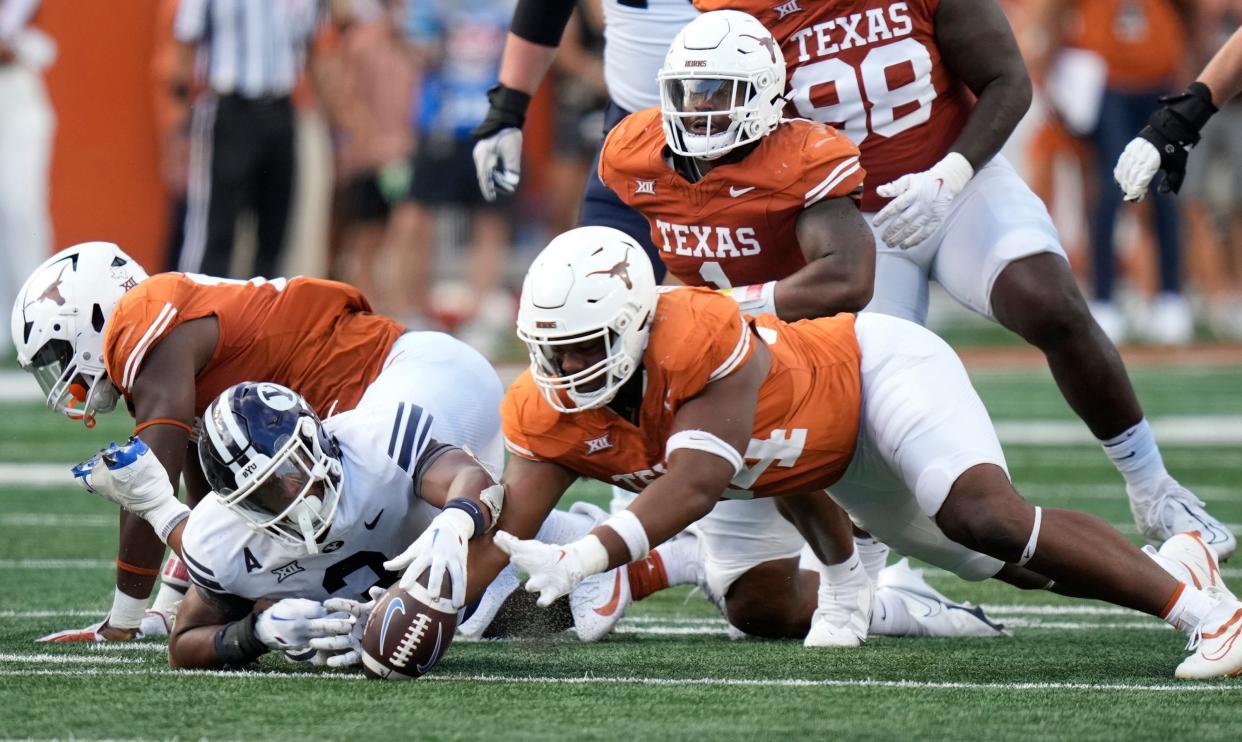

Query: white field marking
<box><xmin>620</xmin><ymin>605</ymin><xmax>1165</xmax><ymax>626</ymax></box>
<box><xmin>1015</xmin><ymin>483</ymin><xmax>1237</xmax><ymax>502</ymax></box>
<box><xmin>0</xmin><ymin>464</ymin><xmax>73</xmax><ymax>487</ymax></box>
<box><xmin>86</xmin><ymin>642</ymin><xmax>167</xmax><ymax>653</ymax></box>
<box><xmin>992</xmin><ymin>417</ymin><xmax>1242</xmax><ymax>446</ymax></box>
<box><xmin>0</xmin><ymin>610</ymin><xmax>104</xmax><ymax>618</ymax></box>
<box><xmin>0</xmin><ymin>513</ymin><xmax>114</xmax><ymax>527</ymax></box>
<box><xmin>0</xmin><ymin>559</ymin><xmax>111</xmax><ymax>569</ymax></box>
<box><xmin>0</xmin><ymin>653</ymin><xmax>138</xmax><ymax>665</ymax></box>
<box><xmin>612</xmin><ymin>621</ymin><xmax>1164</xmax><ymax>636</ymax></box>
<box><xmin>0</xmin><ymin>667</ymin><xmax>1239</xmax><ymax>693</ymax></box>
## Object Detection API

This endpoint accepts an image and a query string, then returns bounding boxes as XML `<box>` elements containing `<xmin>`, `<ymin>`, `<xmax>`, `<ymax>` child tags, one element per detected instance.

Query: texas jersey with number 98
<box><xmin>696</xmin><ymin>0</ymin><xmax>972</xmax><ymax>212</ymax></box>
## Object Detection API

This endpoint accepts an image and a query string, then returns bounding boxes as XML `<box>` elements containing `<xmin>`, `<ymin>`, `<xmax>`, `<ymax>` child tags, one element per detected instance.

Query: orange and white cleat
<box><xmin>569</xmin><ymin>564</ymin><xmax>632</xmax><ymax>642</ymax></box>
<box><xmin>1147</xmin><ymin>531</ymin><xmax>1236</xmax><ymax>601</ymax></box>
<box><xmin>1176</xmin><ymin>589</ymin><xmax>1242</xmax><ymax>679</ymax></box>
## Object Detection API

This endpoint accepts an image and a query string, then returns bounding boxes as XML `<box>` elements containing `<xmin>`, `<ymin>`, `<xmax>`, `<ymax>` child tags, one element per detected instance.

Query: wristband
<box><xmin>510</xmin><ymin>0</ymin><xmax>576</xmax><ymax>47</ymax></box>
<box><xmin>721</xmin><ymin>281</ymin><xmax>777</xmax><ymax>317</ymax></box>
<box><xmin>213</xmin><ymin>614</ymin><xmax>269</xmax><ymax>668</ymax></box>
<box><xmin>108</xmin><ymin>588</ymin><xmax>148</xmax><ymax>630</ymax></box>
<box><xmin>601</xmin><ymin>509</ymin><xmax>651</xmax><ymax>563</ymax></box>
<box><xmin>443</xmin><ymin>499</ymin><xmax>486</xmax><ymax>539</ymax></box>
<box><xmin>471</xmin><ymin>84</ymin><xmax>532</xmax><ymax>139</ymax></box>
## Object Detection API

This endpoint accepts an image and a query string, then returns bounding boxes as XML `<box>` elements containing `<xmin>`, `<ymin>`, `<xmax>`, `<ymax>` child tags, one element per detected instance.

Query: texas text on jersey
<box><xmin>103</xmin><ymin>273</ymin><xmax>404</xmax><ymax>418</ymax></box>
<box><xmin>694</xmin><ymin>0</ymin><xmax>971</xmax><ymax>212</ymax></box>
<box><xmin>502</xmin><ymin>287</ymin><xmax>863</xmax><ymax>497</ymax></box>
<box><xmin>180</xmin><ymin>401</ymin><xmax>446</xmax><ymax>611</ymax></box>
<box><xmin>599</xmin><ymin>108</ymin><xmax>864</xmax><ymax>288</ymax></box>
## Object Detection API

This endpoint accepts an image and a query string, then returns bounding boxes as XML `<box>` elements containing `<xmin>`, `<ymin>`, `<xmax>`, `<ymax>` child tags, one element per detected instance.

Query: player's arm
<box><xmin>874</xmin><ymin>0</ymin><xmax>1030</xmax><ymax>248</ymax></box>
<box><xmin>467</xmin><ymin>455</ymin><xmax>579</xmax><ymax>601</ymax></box>
<box><xmin>759</xmin><ymin>197</ymin><xmax>875</xmax><ymax>320</ymax></box>
<box><xmin>934</xmin><ymin>0</ymin><xmax>1032</xmax><ymax>171</ymax></box>
<box><xmin>1114</xmin><ymin>26</ymin><xmax>1242</xmax><ymax>201</ymax></box>
<box><xmin>472</xmin><ymin>0</ymin><xmax>578</xmax><ymax>200</ymax></box>
<box><xmin>497</xmin><ymin>340</ymin><xmax>772</xmax><ymax>605</ymax></box>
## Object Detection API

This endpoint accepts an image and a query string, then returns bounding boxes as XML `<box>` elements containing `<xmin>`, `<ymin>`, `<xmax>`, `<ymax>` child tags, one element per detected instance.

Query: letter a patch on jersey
<box><xmin>243</xmin><ymin>547</ymin><xmax>263</xmax><ymax>574</ymax></box>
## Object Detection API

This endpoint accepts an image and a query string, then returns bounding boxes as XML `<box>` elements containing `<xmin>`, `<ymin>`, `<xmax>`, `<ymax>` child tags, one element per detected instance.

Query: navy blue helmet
<box><xmin>197</xmin><ymin>382</ymin><xmax>343</xmax><ymax>553</ymax></box>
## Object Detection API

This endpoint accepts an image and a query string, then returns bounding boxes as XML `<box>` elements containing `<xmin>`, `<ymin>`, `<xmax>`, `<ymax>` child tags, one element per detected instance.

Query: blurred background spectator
<box><xmin>4</xmin><ymin>0</ymin><xmax>1240</xmax><ymax>365</ymax></box>
<box><xmin>0</xmin><ymin>0</ymin><xmax>55</xmax><ymax>353</ymax></box>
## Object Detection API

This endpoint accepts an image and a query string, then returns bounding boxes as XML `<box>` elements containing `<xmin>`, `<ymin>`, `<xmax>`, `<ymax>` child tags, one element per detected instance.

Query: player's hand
<box><xmin>383</xmin><ymin>509</ymin><xmax>473</xmax><ymax>609</ymax></box>
<box><xmin>874</xmin><ymin>153</ymin><xmax>974</xmax><ymax>249</ymax></box>
<box><xmin>471</xmin><ymin>83</ymin><xmax>531</xmax><ymax>201</ymax></box>
<box><xmin>72</xmin><ymin>437</ymin><xmax>189</xmax><ymax>542</ymax></box>
<box><xmin>254</xmin><ymin>598</ymin><xmax>353</xmax><ymax>651</ymax></box>
<box><xmin>1116</xmin><ymin>83</ymin><xmax>1218</xmax><ymax>201</ymax></box>
<box><xmin>1114</xmin><ymin>138</ymin><xmax>1163</xmax><ymax>202</ymax></box>
<box><xmin>472</xmin><ymin>128</ymin><xmax>523</xmax><ymax>201</ymax></box>
<box><xmin>308</xmin><ymin>586</ymin><xmax>386</xmax><ymax>668</ymax></box>
<box><xmin>494</xmin><ymin>531</ymin><xmax>608</xmax><ymax>608</ymax></box>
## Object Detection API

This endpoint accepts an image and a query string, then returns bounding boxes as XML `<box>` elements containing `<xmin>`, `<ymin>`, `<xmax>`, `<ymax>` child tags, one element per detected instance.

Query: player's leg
<box><xmin>933</xmin><ymin>155</ymin><xmax>1234</xmax><ymax>558</ymax></box>
<box><xmin>180</xmin><ymin>94</ymin><xmax>246</xmax><ymax>277</ymax></box>
<box><xmin>252</xmin><ymin>98</ymin><xmax>296</xmax><ymax>279</ymax></box>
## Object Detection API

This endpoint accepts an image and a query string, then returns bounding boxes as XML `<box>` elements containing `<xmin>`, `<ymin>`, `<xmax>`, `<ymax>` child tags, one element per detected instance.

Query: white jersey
<box><xmin>602</xmin><ymin>0</ymin><xmax>698</xmax><ymax>113</ymax></box>
<box><xmin>181</xmin><ymin>401</ymin><xmax>448</xmax><ymax>605</ymax></box>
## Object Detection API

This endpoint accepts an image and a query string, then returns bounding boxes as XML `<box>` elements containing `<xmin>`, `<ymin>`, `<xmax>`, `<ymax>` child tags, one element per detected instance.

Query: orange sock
<box><xmin>628</xmin><ymin>550</ymin><xmax>669</xmax><ymax>601</ymax></box>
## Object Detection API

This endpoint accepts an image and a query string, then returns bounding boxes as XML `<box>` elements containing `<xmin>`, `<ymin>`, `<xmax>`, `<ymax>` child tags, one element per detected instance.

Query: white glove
<box><xmin>873</xmin><ymin>152</ymin><xmax>974</xmax><ymax>249</ymax></box>
<box><xmin>254</xmin><ymin>598</ymin><xmax>353</xmax><ymax>651</ymax></box>
<box><xmin>383</xmin><ymin>508</ymin><xmax>474</xmax><ymax>609</ymax></box>
<box><xmin>306</xmin><ymin>586</ymin><xmax>387</xmax><ymax>668</ymax></box>
<box><xmin>493</xmin><ymin>531</ymin><xmax>609</xmax><ymax>608</ymax></box>
<box><xmin>72</xmin><ymin>437</ymin><xmax>189</xmax><ymax>543</ymax></box>
<box><xmin>472</xmin><ymin>127</ymin><xmax>523</xmax><ymax>201</ymax></box>
<box><xmin>1114</xmin><ymin>137</ymin><xmax>1162</xmax><ymax>203</ymax></box>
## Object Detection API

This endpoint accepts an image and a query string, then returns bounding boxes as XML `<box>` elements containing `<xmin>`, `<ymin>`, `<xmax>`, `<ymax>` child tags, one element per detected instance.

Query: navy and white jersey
<box><xmin>602</xmin><ymin>0</ymin><xmax>698</xmax><ymax>113</ymax></box>
<box><xmin>181</xmin><ymin>401</ymin><xmax>448</xmax><ymax>606</ymax></box>
<box><xmin>174</xmin><ymin>0</ymin><xmax>320</xmax><ymax>99</ymax></box>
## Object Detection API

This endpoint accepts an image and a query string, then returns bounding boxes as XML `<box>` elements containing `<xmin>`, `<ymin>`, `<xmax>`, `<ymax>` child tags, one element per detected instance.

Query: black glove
<box><xmin>1136</xmin><ymin>82</ymin><xmax>1218</xmax><ymax>194</ymax></box>
<box><xmin>471</xmin><ymin>83</ymin><xmax>532</xmax><ymax>140</ymax></box>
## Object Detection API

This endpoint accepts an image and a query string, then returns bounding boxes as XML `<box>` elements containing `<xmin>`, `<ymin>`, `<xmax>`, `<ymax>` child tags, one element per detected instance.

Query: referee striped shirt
<box><xmin>173</xmin><ymin>0</ymin><xmax>321</xmax><ymax>99</ymax></box>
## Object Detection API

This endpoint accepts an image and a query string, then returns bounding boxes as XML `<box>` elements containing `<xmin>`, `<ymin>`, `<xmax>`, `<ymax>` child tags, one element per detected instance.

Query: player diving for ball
<box><xmin>73</xmin><ymin>380</ymin><xmax>634</xmax><ymax>669</ymax></box>
<box><xmin>474</xmin><ymin>226</ymin><xmax>1239</xmax><ymax>679</ymax></box>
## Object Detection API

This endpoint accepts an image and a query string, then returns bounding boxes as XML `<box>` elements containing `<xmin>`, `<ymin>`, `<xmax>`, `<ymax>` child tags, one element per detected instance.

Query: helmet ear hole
<box><xmin>91</xmin><ymin>305</ymin><xmax>106</xmax><ymax>333</ymax></box>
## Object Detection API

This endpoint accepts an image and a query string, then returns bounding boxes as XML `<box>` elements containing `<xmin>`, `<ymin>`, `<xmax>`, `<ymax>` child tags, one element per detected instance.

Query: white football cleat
<box><xmin>804</xmin><ymin>562</ymin><xmax>873</xmax><ymax>648</ymax></box>
<box><xmin>569</xmin><ymin>565</ymin><xmax>632</xmax><ymax>642</ymax></box>
<box><xmin>139</xmin><ymin>609</ymin><xmax>172</xmax><ymax>638</ymax></box>
<box><xmin>457</xmin><ymin>564</ymin><xmax>521</xmax><ymax>640</ymax></box>
<box><xmin>876</xmin><ymin>558</ymin><xmax>1007</xmax><ymax>638</ymax></box>
<box><xmin>1146</xmin><ymin>531</ymin><xmax>1236</xmax><ymax>601</ymax></box>
<box><xmin>1175</xmin><ymin>589</ymin><xmax>1242</xmax><ymax>679</ymax></box>
<box><xmin>1130</xmin><ymin>480</ymin><xmax>1236</xmax><ymax>561</ymax></box>
<box><xmin>37</xmin><ymin>613</ymin><xmax>158</xmax><ymax>643</ymax></box>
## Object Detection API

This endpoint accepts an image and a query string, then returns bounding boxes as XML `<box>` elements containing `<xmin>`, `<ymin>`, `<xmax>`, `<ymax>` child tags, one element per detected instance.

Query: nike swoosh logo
<box><xmin>416</xmin><ymin>624</ymin><xmax>444</xmax><ymax>674</ymax></box>
<box><xmin>729</xmin><ymin>185</ymin><xmax>756</xmax><ymax>198</ymax></box>
<box><xmin>379</xmin><ymin>596</ymin><xmax>406</xmax><ymax>653</ymax></box>
<box><xmin>593</xmin><ymin>570</ymin><xmax>625</xmax><ymax>617</ymax></box>
<box><xmin>364</xmin><ymin>510</ymin><xmax>384</xmax><ymax>530</ymax></box>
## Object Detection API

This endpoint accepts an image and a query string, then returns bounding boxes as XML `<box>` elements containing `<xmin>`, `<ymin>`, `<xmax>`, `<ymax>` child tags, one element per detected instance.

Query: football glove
<box><xmin>494</xmin><ymin>530</ymin><xmax>609</xmax><ymax>608</ymax></box>
<box><xmin>1115</xmin><ymin>82</ymin><xmax>1218</xmax><ymax>201</ymax></box>
<box><xmin>253</xmin><ymin>598</ymin><xmax>353</xmax><ymax>651</ymax></box>
<box><xmin>383</xmin><ymin>508</ymin><xmax>473</xmax><ymax>609</ymax></box>
<box><xmin>471</xmin><ymin>83</ymin><xmax>530</xmax><ymax>201</ymax></box>
<box><xmin>72</xmin><ymin>437</ymin><xmax>189</xmax><ymax>543</ymax></box>
<box><xmin>873</xmin><ymin>153</ymin><xmax>974</xmax><ymax>249</ymax></box>
<box><xmin>307</xmin><ymin>586</ymin><xmax>387</xmax><ymax>668</ymax></box>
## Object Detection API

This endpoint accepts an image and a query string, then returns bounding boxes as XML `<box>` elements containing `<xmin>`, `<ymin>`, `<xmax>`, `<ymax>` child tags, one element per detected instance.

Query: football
<box><xmin>360</xmin><ymin>577</ymin><xmax>458</xmax><ymax>680</ymax></box>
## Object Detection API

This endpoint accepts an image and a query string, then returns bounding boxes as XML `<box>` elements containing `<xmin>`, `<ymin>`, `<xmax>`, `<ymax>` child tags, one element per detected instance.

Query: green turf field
<box><xmin>1</xmin><ymin>361</ymin><xmax>1241</xmax><ymax>741</ymax></box>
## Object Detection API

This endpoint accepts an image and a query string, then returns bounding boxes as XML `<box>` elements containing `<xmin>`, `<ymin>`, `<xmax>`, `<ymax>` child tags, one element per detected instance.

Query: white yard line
<box><xmin>0</xmin><ymin>666</ymin><xmax>1237</xmax><ymax>693</ymax></box>
<box><xmin>0</xmin><ymin>513</ymin><xmax>114</xmax><ymax>527</ymax></box>
<box><xmin>0</xmin><ymin>653</ymin><xmax>138</xmax><ymax>665</ymax></box>
<box><xmin>0</xmin><ymin>559</ymin><xmax>112</xmax><ymax>569</ymax></box>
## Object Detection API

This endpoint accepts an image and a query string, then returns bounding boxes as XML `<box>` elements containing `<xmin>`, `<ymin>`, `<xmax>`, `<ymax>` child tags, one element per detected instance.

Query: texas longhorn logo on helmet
<box><xmin>587</xmin><ymin>257</ymin><xmax>634</xmax><ymax>290</ymax></box>
<box><xmin>25</xmin><ymin>263</ymin><xmax>68</xmax><ymax>310</ymax></box>
<box><xmin>739</xmin><ymin>32</ymin><xmax>779</xmax><ymax>63</ymax></box>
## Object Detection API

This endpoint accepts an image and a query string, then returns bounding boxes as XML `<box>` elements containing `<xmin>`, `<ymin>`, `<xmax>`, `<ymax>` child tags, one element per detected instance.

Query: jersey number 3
<box><xmin>789</xmin><ymin>38</ymin><xmax>934</xmax><ymax>147</ymax></box>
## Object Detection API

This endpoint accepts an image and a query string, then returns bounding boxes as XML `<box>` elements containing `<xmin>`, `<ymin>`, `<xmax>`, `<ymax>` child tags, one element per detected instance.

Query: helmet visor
<box><xmin>661</xmin><ymin>76</ymin><xmax>752</xmax><ymax>137</ymax></box>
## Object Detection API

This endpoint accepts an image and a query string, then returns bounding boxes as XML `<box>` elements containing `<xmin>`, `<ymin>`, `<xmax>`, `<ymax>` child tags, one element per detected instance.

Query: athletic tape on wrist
<box><xmin>573</xmin><ymin>534</ymin><xmax>611</xmax><ymax>577</ymax></box>
<box><xmin>213</xmin><ymin>614</ymin><xmax>269</xmax><ymax>668</ymax></box>
<box><xmin>1017</xmin><ymin>506</ymin><xmax>1042</xmax><ymax>567</ymax></box>
<box><xmin>601</xmin><ymin>509</ymin><xmax>651</xmax><ymax>563</ymax></box>
<box><xmin>665</xmin><ymin>429</ymin><xmax>744</xmax><ymax>477</ymax></box>
<box><xmin>109</xmin><ymin>588</ymin><xmax>148</xmax><ymax>630</ymax></box>
<box><xmin>723</xmin><ymin>281</ymin><xmax>778</xmax><ymax>317</ymax></box>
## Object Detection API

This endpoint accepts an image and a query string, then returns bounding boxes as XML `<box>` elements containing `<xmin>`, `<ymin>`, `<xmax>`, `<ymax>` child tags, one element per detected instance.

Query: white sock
<box><xmin>1101</xmin><ymin>419</ymin><xmax>1169</xmax><ymax>497</ymax></box>
<box><xmin>150</xmin><ymin>554</ymin><xmax>189</xmax><ymax>616</ymax></box>
<box><xmin>609</xmin><ymin>485</ymin><xmax>637</xmax><ymax>514</ymax></box>
<box><xmin>1163</xmin><ymin>583</ymin><xmax>1217</xmax><ymax>635</ymax></box>
<box><xmin>653</xmin><ymin>530</ymin><xmax>702</xmax><ymax>587</ymax></box>
<box><xmin>869</xmin><ymin>587</ymin><xmax>916</xmax><ymax>636</ymax></box>
<box><xmin>853</xmin><ymin>536</ymin><xmax>889</xmax><ymax>584</ymax></box>
<box><xmin>535</xmin><ymin>508</ymin><xmax>595</xmax><ymax>545</ymax></box>
<box><xmin>820</xmin><ymin>550</ymin><xmax>865</xmax><ymax>586</ymax></box>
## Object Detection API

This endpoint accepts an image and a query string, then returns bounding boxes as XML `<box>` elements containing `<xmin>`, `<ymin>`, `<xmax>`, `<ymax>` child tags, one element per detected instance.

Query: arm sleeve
<box><xmin>509</xmin><ymin>0</ymin><xmax>577</xmax><ymax>47</ymax></box>
<box><xmin>411</xmin><ymin>438</ymin><xmax>457</xmax><ymax>492</ymax></box>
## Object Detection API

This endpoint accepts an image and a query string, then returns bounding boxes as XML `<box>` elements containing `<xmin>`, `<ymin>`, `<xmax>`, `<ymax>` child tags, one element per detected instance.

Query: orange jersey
<box><xmin>696</xmin><ymin>0</ymin><xmax>974</xmax><ymax>212</ymax></box>
<box><xmin>1068</xmin><ymin>0</ymin><xmax>1184</xmax><ymax>89</ymax></box>
<box><xmin>502</xmin><ymin>288</ymin><xmax>862</xmax><ymax>498</ymax></box>
<box><xmin>103</xmin><ymin>274</ymin><xmax>404</xmax><ymax>418</ymax></box>
<box><xmin>599</xmin><ymin>107</ymin><xmax>864</xmax><ymax>288</ymax></box>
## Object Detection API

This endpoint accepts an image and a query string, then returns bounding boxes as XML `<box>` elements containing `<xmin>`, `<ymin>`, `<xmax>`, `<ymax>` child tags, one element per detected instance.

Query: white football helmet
<box><xmin>198</xmin><ymin>382</ymin><xmax>344</xmax><ymax>555</ymax></box>
<box><xmin>658</xmin><ymin>10</ymin><xmax>786</xmax><ymax>161</ymax></box>
<box><xmin>517</xmin><ymin>226</ymin><xmax>657</xmax><ymax>413</ymax></box>
<box><xmin>10</xmin><ymin>242</ymin><xmax>149</xmax><ymax>426</ymax></box>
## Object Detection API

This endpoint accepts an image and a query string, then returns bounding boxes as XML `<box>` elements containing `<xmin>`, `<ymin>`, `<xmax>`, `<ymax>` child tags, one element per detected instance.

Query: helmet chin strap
<box><xmin>293</xmin><ymin>497</ymin><xmax>323</xmax><ymax>555</ymax></box>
